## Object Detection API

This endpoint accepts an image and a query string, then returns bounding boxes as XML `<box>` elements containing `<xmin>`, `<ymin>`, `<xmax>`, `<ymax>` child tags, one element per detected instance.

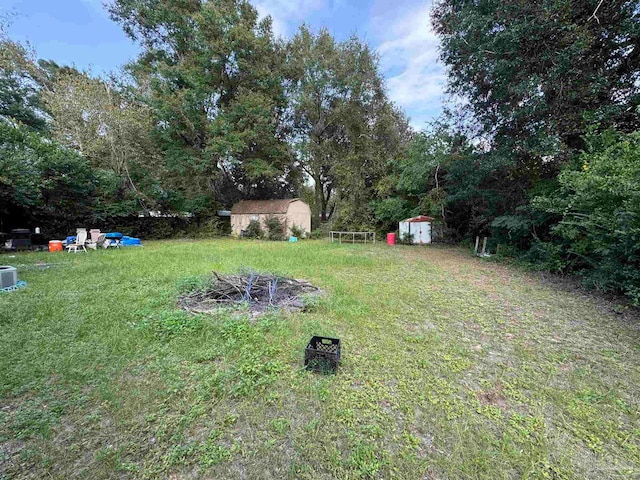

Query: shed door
<box><xmin>399</xmin><ymin>222</ymin><xmax>409</xmax><ymax>238</ymax></box>
<box><xmin>416</xmin><ymin>222</ymin><xmax>431</xmax><ymax>244</ymax></box>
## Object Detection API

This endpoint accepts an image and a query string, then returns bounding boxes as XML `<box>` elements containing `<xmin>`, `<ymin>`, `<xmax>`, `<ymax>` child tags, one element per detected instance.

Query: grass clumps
<box><xmin>133</xmin><ymin>309</ymin><xmax>202</xmax><ymax>341</ymax></box>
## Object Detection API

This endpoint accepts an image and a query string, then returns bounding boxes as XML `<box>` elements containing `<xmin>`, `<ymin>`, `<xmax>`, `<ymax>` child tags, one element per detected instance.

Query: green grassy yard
<box><xmin>1</xmin><ymin>239</ymin><xmax>639</xmax><ymax>479</ymax></box>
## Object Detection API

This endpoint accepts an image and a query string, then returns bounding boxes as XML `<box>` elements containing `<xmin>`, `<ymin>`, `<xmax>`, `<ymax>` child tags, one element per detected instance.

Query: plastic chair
<box><xmin>87</xmin><ymin>233</ymin><xmax>106</xmax><ymax>250</ymax></box>
<box><xmin>66</xmin><ymin>230</ymin><xmax>88</xmax><ymax>253</ymax></box>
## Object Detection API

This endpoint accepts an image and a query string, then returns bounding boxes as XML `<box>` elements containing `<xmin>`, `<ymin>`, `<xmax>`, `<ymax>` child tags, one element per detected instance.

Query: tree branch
<box><xmin>588</xmin><ymin>0</ymin><xmax>605</xmax><ymax>23</ymax></box>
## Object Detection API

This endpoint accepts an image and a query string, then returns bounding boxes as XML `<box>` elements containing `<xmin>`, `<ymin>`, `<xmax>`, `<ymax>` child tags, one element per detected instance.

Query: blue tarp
<box><xmin>121</xmin><ymin>236</ymin><xmax>142</xmax><ymax>246</ymax></box>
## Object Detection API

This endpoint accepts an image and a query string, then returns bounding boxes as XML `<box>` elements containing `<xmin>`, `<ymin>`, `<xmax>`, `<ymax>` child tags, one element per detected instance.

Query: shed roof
<box><xmin>402</xmin><ymin>215</ymin><xmax>433</xmax><ymax>223</ymax></box>
<box><xmin>231</xmin><ymin>199</ymin><xmax>300</xmax><ymax>215</ymax></box>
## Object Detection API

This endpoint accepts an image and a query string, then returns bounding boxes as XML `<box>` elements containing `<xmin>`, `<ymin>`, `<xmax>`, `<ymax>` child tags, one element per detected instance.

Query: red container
<box><xmin>386</xmin><ymin>233</ymin><xmax>396</xmax><ymax>245</ymax></box>
<box><xmin>49</xmin><ymin>240</ymin><xmax>63</xmax><ymax>252</ymax></box>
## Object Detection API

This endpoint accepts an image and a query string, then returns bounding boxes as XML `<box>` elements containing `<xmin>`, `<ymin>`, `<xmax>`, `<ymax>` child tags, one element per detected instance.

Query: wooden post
<box><xmin>481</xmin><ymin>237</ymin><xmax>487</xmax><ymax>256</ymax></box>
<box><xmin>474</xmin><ymin>236</ymin><xmax>480</xmax><ymax>254</ymax></box>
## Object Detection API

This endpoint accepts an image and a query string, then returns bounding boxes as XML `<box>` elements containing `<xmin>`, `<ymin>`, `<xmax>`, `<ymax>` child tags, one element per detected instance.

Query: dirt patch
<box><xmin>178</xmin><ymin>272</ymin><xmax>321</xmax><ymax>315</ymax></box>
<box><xmin>476</xmin><ymin>384</ymin><xmax>507</xmax><ymax>409</ymax></box>
<box><xmin>404</xmin><ymin>321</ymin><xmax>436</xmax><ymax>333</ymax></box>
<box><xmin>0</xmin><ymin>439</ymin><xmax>26</xmax><ymax>476</ymax></box>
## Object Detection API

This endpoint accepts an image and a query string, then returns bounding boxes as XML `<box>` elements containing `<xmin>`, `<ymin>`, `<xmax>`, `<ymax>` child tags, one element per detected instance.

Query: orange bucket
<box><xmin>49</xmin><ymin>240</ymin><xmax>63</xmax><ymax>252</ymax></box>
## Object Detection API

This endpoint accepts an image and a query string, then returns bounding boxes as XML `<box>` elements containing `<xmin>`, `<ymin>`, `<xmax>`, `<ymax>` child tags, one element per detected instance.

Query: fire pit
<box><xmin>178</xmin><ymin>271</ymin><xmax>321</xmax><ymax>315</ymax></box>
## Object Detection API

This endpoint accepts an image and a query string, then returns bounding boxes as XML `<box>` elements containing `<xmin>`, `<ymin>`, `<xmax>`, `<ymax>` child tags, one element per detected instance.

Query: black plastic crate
<box><xmin>305</xmin><ymin>336</ymin><xmax>341</xmax><ymax>374</ymax></box>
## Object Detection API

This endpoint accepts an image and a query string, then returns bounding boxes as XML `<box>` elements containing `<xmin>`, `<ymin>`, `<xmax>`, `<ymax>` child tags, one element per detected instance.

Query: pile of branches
<box><xmin>178</xmin><ymin>272</ymin><xmax>320</xmax><ymax>314</ymax></box>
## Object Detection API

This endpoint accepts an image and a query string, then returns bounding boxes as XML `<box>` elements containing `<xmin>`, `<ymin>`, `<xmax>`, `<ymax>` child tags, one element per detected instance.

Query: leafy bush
<box><xmin>532</xmin><ymin>129</ymin><xmax>640</xmax><ymax>304</ymax></box>
<box><xmin>245</xmin><ymin>219</ymin><xmax>263</xmax><ymax>239</ymax></box>
<box><xmin>264</xmin><ymin>215</ymin><xmax>285</xmax><ymax>241</ymax></box>
<box><xmin>146</xmin><ymin>218</ymin><xmax>173</xmax><ymax>239</ymax></box>
<box><xmin>309</xmin><ymin>229</ymin><xmax>325</xmax><ymax>239</ymax></box>
<box><xmin>399</xmin><ymin>231</ymin><xmax>414</xmax><ymax>245</ymax></box>
<box><xmin>520</xmin><ymin>240</ymin><xmax>567</xmax><ymax>272</ymax></box>
<box><xmin>191</xmin><ymin>217</ymin><xmax>224</xmax><ymax>238</ymax></box>
<box><xmin>290</xmin><ymin>224</ymin><xmax>305</xmax><ymax>238</ymax></box>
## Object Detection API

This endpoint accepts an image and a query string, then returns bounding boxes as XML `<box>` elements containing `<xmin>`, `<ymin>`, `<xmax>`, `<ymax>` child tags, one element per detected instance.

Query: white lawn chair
<box><xmin>66</xmin><ymin>230</ymin><xmax>88</xmax><ymax>253</ymax></box>
<box><xmin>87</xmin><ymin>233</ymin><xmax>106</xmax><ymax>250</ymax></box>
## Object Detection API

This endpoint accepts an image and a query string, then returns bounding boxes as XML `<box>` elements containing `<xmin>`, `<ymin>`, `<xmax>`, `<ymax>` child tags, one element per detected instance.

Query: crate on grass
<box><xmin>305</xmin><ymin>336</ymin><xmax>341</xmax><ymax>374</ymax></box>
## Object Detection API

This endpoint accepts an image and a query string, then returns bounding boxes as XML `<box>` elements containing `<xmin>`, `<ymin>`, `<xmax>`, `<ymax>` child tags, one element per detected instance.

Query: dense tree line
<box><xmin>0</xmin><ymin>1</ymin><xmax>407</xmax><ymax>234</ymax></box>
<box><xmin>1</xmin><ymin>0</ymin><xmax>639</xmax><ymax>301</ymax></box>
<box><xmin>382</xmin><ymin>0</ymin><xmax>640</xmax><ymax>303</ymax></box>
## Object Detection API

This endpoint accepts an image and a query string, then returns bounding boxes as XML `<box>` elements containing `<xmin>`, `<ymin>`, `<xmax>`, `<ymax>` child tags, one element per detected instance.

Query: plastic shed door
<box><xmin>399</xmin><ymin>221</ymin><xmax>431</xmax><ymax>244</ymax></box>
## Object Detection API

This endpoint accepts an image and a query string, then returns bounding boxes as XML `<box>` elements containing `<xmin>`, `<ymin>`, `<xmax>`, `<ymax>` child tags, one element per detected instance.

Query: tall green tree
<box><xmin>0</xmin><ymin>121</ymin><xmax>95</xmax><ymax>233</ymax></box>
<box><xmin>43</xmin><ymin>70</ymin><xmax>163</xmax><ymax>213</ymax></box>
<box><xmin>0</xmin><ymin>24</ymin><xmax>48</xmax><ymax>131</ymax></box>
<box><xmin>432</xmin><ymin>0</ymin><xmax>640</xmax><ymax>153</ymax></box>
<box><xmin>428</xmin><ymin>0</ymin><xmax>640</xmax><ymax>301</ymax></box>
<box><xmin>109</xmin><ymin>0</ymin><xmax>299</xmax><ymax>213</ymax></box>
<box><xmin>432</xmin><ymin>0</ymin><xmax>640</xmax><ymax>231</ymax></box>
<box><xmin>287</xmin><ymin>26</ymin><xmax>410</xmax><ymax>226</ymax></box>
<box><xmin>373</xmin><ymin>125</ymin><xmax>478</xmax><ymax>236</ymax></box>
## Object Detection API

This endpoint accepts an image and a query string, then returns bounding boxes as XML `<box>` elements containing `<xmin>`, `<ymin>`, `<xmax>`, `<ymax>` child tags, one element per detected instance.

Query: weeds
<box><xmin>133</xmin><ymin>309</ymin><xmax>202</xmax><ymax>340</ymax></box>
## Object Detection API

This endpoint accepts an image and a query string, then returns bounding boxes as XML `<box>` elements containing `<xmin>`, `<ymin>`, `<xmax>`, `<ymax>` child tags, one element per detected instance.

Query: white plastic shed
<box><xmin>399</xmin><ymin>215</ymin><xmax>432</xmax><ymax>244</ymax></box>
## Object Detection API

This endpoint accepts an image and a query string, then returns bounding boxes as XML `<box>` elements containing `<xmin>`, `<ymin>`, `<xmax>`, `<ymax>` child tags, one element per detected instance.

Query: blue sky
<box><xmin>5</xmin><ymin>0</ymin><xmax>445</xmax><ymax>129</ymax></box>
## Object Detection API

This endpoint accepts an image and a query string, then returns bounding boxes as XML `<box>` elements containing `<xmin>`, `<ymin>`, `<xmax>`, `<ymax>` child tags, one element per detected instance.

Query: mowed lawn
<box><xmin>1</xmin><ymin>239</ymin><xmax>640</xmax><ymax>479</ymax></box>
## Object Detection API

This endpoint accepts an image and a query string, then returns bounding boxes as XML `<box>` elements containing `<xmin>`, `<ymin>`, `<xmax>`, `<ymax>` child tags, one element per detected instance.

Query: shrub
<box><xmin>309</xmin><ymin>229</ymin><xmax>325</xmax><ymax>240</ymax></box>
<box><xmin>264</xmin><ymin>215</ymin><xmax>285</xmax><ymax>241</ymax></box>
<box><xmin>290</xmin><ymin>224</ymin><xmax>305</xmax><ymax>238</ymax></box>
<box><xmin>532</xmin><ymin>129</ymin><xmax>640</xmax><ymax>305</ymax></box>
<box><xmin>399</xmin><ymin>231</ymin><xmax>414</xmax><ymax>245</ymax></box>
<box><xmin>146</xmin><ymin>219</ymin><xmax>172</xmax><ymax>239</ymax></box>
<box><xmin>245</xmin><ymin>219</ymin><xmax>263</xmax><ymax>239</ymax></box>
<box><xmin>521</xmin><ymin>240</ymin><xmax>566</xmax><ymax>272</ymax></box>
<box><xmin>189</xmin><ymin>217</ymin><xmax>224</xmax><ymax>238</ymax></box>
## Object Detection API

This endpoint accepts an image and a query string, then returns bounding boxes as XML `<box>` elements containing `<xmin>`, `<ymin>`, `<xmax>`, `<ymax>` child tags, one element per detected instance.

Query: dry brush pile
<box><xmin>178</xmin><ymin>271</ymin><xmax>321</xmax><ymax>315</ymax></box>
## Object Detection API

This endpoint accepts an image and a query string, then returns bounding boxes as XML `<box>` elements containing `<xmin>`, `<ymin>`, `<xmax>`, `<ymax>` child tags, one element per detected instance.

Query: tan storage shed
<box><xmin>230</xmin><ymin>199</ymin><xmax>311</xmax><ymax>237</ymax></box>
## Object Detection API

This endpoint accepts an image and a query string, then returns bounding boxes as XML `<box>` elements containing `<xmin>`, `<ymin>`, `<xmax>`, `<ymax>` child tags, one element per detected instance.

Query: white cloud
<box><xmin>253</xmin><ymin>0</ymin><xmax>328</xmax><ymax>38</ymax></box>
<box><xmin>373</xmin><ymin>3</ymin><xmax>446</xmax><ymax>128</ymax></box>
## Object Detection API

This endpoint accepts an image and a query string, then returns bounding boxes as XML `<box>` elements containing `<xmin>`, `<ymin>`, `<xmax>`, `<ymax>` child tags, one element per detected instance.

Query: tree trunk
<box><xmin>313</xmin><ymin>173</ymin><xmax>325</xmax><ymax>224</ymax></box>
<box><xmin>320</xmin><ymin>195</ymin><xmax>328</xmax><ymax>222</ymax></box>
